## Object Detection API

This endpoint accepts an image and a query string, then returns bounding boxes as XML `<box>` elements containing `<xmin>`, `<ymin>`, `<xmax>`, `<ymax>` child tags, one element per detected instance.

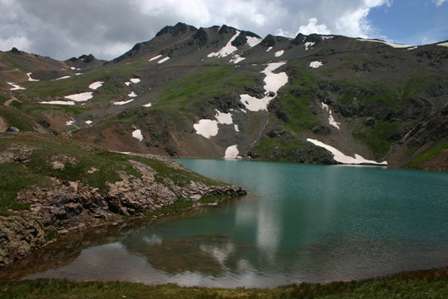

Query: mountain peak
<box><xmin>156</xmin><ymin>22</ymin><xmax>197</xmax><ymax>37</ymax></box>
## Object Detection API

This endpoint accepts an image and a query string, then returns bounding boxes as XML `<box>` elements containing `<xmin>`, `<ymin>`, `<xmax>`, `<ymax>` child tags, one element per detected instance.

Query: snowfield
<box><xmin>307</xmin><ymin>138</ymin><xmax>388</xmax><ymax>165</ymax></box>
<box><xmin>246</xmin><ymin>36</ymin><xmax>262</xmax><ymax>47</ymax></box>
<box><xmin>240</xmin><ymin>62</ymin><xmax>288</xmax><ymax>112</ymax></box>
<box><xmin>215</xmin><ymin>110</ymin><xmax>233</xmax><ymax>124</ymax></box>
<box><xmin>40</xmin><ymin>100</ymin><xmax>75</xmax><ymax>106</ymax></box>
<box><xmin>304</xmin><ymin>42</ymin><xmax>315</xmax><ymax>51</ymax></box>
<box><xmin>439</xmin><ymin>42</ymin><xmax>448</xmax><ymax>48</ymax></box>
<box><xmin>158</xmin><ymin>57</ymin><xmax>170</xmax><ymax>64</ymax></box>
<box><xmin>193</xmin><ymin>119</ymin><xmax>219</xmax><ymax>139</ymax></box>
<box><xmin>321</xmin><ymin>102</ymin><xmax>340</xmax><ymax>129</ymax></box>
<box><xmin>113</xmin><ymin>99</ymin><xmax>134</xmax><ymax>106</ymax></box>
<box><xmin>64</xmin><ymin>92</ymin><xmax>93</xmax><ymax>102</ymax></box>
<box><xmin>229</xmin><ymin>54</ymin><xmax>246</xmax><ymax>64</ymax></box>
<box><xmin>132</xmin><ymin>129</ymin><xmax>144</xmax><ymax>142</ymax></box>
<box><xmin>55</xmin><ymin>75</ymin><xmax>71</xmax><ymax>80</ymax></box>
<box><xmin>7</xmin><ymin>82</ymin><xmax>25</xmax><ymax>90</ymax></box>
<box><xmin>208</xmin><ymin>31</ymin><xmax>241</xmax><ymax>58</ymax></box>
<box><xmin>274</xmin><ymin>50</ymin><xmax>284</xmax><ymax>57</ymax></box>
<box><xmin>148</xmin><ymin>54</ymin><xmax>162</xmax><ymax>62</ymax></box>
<box><xmin>89</xmin><ymin>81</ymin><xmax>104</xmax><ymax>90</ymax></box>
<box><xmin>26</xmin><ymin>72</ymin><xmax>39</xmax><ymax>82</ymax></box>
<box><xmin>224</xmin><ymin>145</ymin><xmax>241</xmax><ymax>160</ymax></box>
<box><xmin>309</xmin><ymin>61</ymin><xmax>323</xmax><ymax>68</ymax></box>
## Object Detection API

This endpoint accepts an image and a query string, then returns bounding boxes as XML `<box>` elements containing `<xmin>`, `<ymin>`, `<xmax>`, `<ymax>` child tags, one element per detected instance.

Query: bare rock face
<box><xmin>0</xmin><ymin>156</ymin><xmax>246</xmax><ymax>267</ymax></box>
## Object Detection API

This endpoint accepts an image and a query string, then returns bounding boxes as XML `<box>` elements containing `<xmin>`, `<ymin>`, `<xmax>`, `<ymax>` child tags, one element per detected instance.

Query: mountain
<box><xmin>1</xmin><ymin>22</ymin><xmax>448</xmax><ymax>171</ymax></box>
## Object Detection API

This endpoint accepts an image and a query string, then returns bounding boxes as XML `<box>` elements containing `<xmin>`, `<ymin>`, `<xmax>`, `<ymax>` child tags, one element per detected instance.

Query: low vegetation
<box><xmin>0</xmin><ymin>133</ymin><xmax>219</xmax><ymax>215</ymax></box>
<box><xmin>1</xmin><ymin>267</ymin><xmax>448</xmax><ymax>298</ymax></box>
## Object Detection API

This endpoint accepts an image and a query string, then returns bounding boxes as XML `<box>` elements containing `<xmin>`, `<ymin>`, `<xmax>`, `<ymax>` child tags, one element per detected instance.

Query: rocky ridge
<box><xmin>0</xmin><ymin>136</ymin><xmax>245</xmax><ymax>267</ymax></box>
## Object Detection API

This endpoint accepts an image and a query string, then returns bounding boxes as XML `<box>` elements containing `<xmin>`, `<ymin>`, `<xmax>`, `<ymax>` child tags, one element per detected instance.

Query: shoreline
<box><xmin>1</xmin><ymin>266</ymin><xmax>448</xmax><ymax>298</ymax></box>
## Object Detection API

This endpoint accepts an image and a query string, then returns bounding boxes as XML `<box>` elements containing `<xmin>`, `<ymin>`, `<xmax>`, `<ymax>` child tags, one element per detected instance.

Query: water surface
<box><xmin>26</xmin><ymin>160</ymin><xmax>448</xmax><ymax>287</ymax></box>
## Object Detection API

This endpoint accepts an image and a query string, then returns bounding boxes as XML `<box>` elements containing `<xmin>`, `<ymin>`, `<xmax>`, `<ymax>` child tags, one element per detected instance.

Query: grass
<box><xmin>0</xmin><ymin>133</ymin><xmax>225</xmax><ymax>215</ymax></box>
<box><xmin>155</xmin><ymin>65</ymin><xmax>258</xmax><ymax>112</ymax></box>
<box><xmin>408</xmin><ymin>141</ymin><xmax>448</xmax><ymax>169</ymax></box>
<box><xmin>1</xmin><ymin>267</ymin><xmax>448</xmax><ymax>298</ymax></box>
<box><xmin>353</xmin><ymin>120</ymin><xmax>399</xmax><ymax>158</ymax></box>
<box><xmin>275</xmin><ymin>65</ymin><xmax>319</xmax><ymax>132</ymax></box>
<box><xmin>0</xmin><ymin>163</ymin><xmax>44</xmax><ymax>215</ymax></box>
<box><xmin>0</xmin><ymin>106</ymin><xmax>36</xmax><ymax>131</ymax></box>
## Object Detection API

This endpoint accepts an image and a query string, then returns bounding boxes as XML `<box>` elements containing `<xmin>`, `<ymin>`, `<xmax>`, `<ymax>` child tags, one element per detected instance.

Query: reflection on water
<box><xmin>24</xmin><ymin>160</ymin><xmax>448</xmax><ymax>287</ymax></box>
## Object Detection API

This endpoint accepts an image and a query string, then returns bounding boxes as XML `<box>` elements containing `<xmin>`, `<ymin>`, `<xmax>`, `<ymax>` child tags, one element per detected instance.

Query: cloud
<box><xmin>298</xmin><ymin>18</ymin><xmax>331</xmax><ymax>35</ymax></box>
<box><xmin>0</xmin><ymin>0</ymin><xmax>391</xmax><ymax>60</ymax></box>
<box><xmin>433</xmin><ymin>0</ymin><xmax>446</xmax><ymax>6</ymax></box>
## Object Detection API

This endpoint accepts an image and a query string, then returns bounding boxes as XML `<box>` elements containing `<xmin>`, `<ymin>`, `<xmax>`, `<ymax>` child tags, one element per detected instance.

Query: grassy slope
<box><xmin>252</xmin><ymin>62</ymin><xmax>319</xmax><ymax>160</ymax></box>
<box><xmin>1</xmin><ymin>267</ymin><xmax>448</xmax><ymax>299</ymax></box>
<box><xmin>0</xmin><ymin>133</ymin><xmax>220</xmax><ymax>215</ymax></box>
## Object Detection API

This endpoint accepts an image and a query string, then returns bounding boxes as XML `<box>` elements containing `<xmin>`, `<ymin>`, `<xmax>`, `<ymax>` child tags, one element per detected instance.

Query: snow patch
<box><xmin>65</xmin><ymin>119</ymin><xmax>75</xmax><ymax>126</ymax></box>
<box><xmin>130</xmin><ymin>78</ymin><xmax>141</xmax><ymax>84</ymax></box>
<box><xmin>64</xmin><ymin>92</ymin><xmax>93</xmax><ymax>102</ymax></box>
<box><xmin>208</xmin><ymin>31</ymin><xmax>241</xmax><ymax>58</ymax></box>
<box><xmin>215</xmin><ymin>110</ymin><xmax>233</xmax><ymax>125</ymax></box>
<box><xmin>124</xmin><ymin>81</ymin><xmax>131</xmax><ymax>86</ymax></box>
<box><xmin>128</xmin><ymin>91</ymin><xmax>137</xmax><ymax>98</ymax></box>
<box><xmin>438</xmin><ymin>42</ymin><xmax>448</xmax><ymax>48</ymax></box>
<box><xmin>321</xmin><ymin>35</ymin><xmax>334</xmax><ymax>40</ymax></box>
<box><xmin>304</xmin><ymin>42</ymin><xmax>315</xmax><ymax>51</ymax></box>
<box><xmin>307</xmin><ymin>138</ymin><xmax>387</xmax><ymax>165</ymax></box>
<box><xmin>26</xmin><ymin>72</ymin><xmax>39</xmax><ymax>82</ymax></box>
<box><xmin>148</xmin><ymin>54</ymin><xmax>162</xmax><ymax>62</ymax></box>
<box><xmin>143</xmin><ymin>102</ymin><xmax>152</xmax><ymax>108</ymax></box>
<box><xmin>321</xmin><ymin>102</ymin><xmax>340</xmax><ymax>129</ymax></box>
<box><xmin>246</xmin><ymin>36</ymin><xmax>262</xmax><ymax>47</ymax></box>
<box><xmin>56</xmin><ymin>75</ymin><xmax>71</xmax><ymax>80</ymax></box>
<box><xmin>113</xmin><ymin>99</ymin><xmax>134</xmax><ymax>106</ymax></box>
<box><xmin>193</xmin><ymin>119</ymin><xmax>219</xmax><ymax>139</ymax></box>
<box><xmin>85</xmin><ymin>120</ymin><xmax>93</xmax><ymax>125</ymax></box>
<box><xmin>40</xmin><ymin>100</ymin><xmax>75</xmax><ymax>106</ymax></box>
<box><xmin>89</xmin><ymin>81</ymin><xmax>104</xmax><ymax>90</ymax></box>
<box><xmin>132</xmin><ymin>129</ymin><xmax>143</xmax><ymax>142</ymax></box>
<box><xmin>224</xmin><ymin>145</ymin><xmax>241</xmax><ymax>160</ymax></box>
<box><xmin>274</xmin><ymin>50</ymin><xmax>284</xmax><ymax>57</ymax></box>
<box><xmin>7</xmin><ymin>82</ymin><xmax>25</xmax><ymax>91</ymax></box>
<box><xmin>240</xmin><ymin>62</ymin><xmax>288</xmax><ymax>112</ymax></box>
<box><xmin>309</xmin><ymin>61</ymin><xmax>323</xmax><ymax>69</ymax></box>
<box><xmin>158</xmin><ymin>57</ymin><xmax>170</xmax><ymax>64</ymax></box>
<box><xmin>229</xmin><ymin>54</ymin><xmax>245</xmax><ymax>64</ymax></box>
<box><xmin>266</xmin><ymin>46</ymin><xmax>273</xmax><ymax>52</ymax></box>
<box><xmin>234</xmin><ymin>124</ymin><xmax>240</xmax><ymax>132</ymax></box>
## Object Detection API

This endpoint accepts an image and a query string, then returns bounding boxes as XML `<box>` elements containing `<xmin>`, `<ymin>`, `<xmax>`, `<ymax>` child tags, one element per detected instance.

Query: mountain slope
<box><xmin>1</xmin><ymin>23</ymin><xmax>448</xmax><ymax>170</ymax></box>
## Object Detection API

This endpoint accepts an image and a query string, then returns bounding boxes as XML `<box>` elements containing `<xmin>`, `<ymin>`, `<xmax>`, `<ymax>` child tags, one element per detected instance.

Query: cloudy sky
<box><xmin>1</xmin><ymin>0</ymin><xmax>447</xmax><ymax>60</ymax></box>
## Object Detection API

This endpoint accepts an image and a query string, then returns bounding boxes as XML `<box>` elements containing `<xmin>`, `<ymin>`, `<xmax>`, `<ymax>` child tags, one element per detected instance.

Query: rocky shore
<box><xmin>0</xmin><ymin>134</ymin><xmax>246</xmax><ymax>268</ymax></box>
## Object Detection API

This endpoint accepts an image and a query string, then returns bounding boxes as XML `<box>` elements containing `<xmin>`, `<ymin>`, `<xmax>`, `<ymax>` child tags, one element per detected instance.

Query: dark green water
<box><xmin>27</xmin><ymin>160</ymin><xmax>448</xmax><ymax>287</ymax></box>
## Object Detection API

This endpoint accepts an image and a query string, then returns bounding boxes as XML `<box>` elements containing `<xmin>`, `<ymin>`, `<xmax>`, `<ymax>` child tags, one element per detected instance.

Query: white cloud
<box><xmin>433</xmin><ymin>0</ymin><xmax>446</xmax><ymax>6</ymax></box>
<box><xmin>0</xmin><ymin>0</ymin><xmax>393</xmax><ymax>59</ymax></box>
<box><xmin>298</xmin><ymin>18</ymin><xmax>331</xmax><ymax>35</ymax></box>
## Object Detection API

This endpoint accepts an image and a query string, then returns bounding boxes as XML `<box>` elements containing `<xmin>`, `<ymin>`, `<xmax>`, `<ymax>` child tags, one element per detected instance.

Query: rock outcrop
<box><xmin>0</xmin><ymin>142</ymin><xmax>245</xmax><ymax>268</ymax></box>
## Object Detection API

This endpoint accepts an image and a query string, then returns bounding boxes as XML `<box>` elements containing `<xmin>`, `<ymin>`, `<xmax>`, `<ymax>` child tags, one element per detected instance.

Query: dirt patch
<box><xmin>0</xmin><ymin>116</ymin><xmax>7</xmax><ymax>132</ymax></box>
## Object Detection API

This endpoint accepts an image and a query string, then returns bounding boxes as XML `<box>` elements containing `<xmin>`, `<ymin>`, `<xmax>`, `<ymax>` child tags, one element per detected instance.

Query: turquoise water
<box><xmin>27</xmin><ymin>160</ymin><xmax>448</xmax><ymax>287</ymax></box>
